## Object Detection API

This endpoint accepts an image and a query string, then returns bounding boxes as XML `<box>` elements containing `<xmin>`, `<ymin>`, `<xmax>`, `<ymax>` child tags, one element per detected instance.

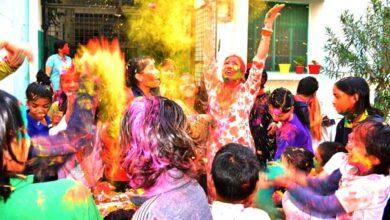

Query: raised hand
<box><xmin>264</xmin><ymin>4</ymin><xmax>285</xmax><ymax>29</ymax></box>
<box><xmin>0</xmin><ymin>40</ymin><xmax>33</xmax><ymax>68</ymax></box>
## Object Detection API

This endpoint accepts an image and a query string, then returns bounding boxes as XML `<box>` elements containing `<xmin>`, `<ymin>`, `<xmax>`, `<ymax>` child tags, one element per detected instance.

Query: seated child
<box><xmin>274</xmin><ymin>119</ymin><xmax>390</xmax><ymax>219</ymax></box>
<box><xmin>211</xmin><ymin>143</ymin><xmax>270</xmax><ymax>220</ymax></box>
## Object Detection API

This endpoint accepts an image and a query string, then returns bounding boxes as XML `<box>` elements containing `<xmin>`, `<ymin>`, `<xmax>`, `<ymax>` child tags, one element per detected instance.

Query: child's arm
<box><xmin>288</xmin><ymin>186</ymin><xmax>345</xmax><ymax>216</ymax></box>
<box><xmin>30</xmin><ymin>93</ymin><xmax>95</xmax><ymax>156</ymax></box>
<box><xmin>306</xmin><ymin>169</ymin><xmax>342</xmax><ymax>195</ymax></box>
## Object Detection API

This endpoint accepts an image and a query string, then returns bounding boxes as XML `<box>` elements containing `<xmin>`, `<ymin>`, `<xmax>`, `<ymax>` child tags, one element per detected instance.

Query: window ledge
<box><xmin>267</xmin><ymin>72</ymin><xmax>330</xmax><ymax>81</ymax></box>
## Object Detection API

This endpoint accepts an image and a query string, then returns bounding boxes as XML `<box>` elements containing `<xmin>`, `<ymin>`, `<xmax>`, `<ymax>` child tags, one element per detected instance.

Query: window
<box><xmin>248</xmin><ymin>2</ymin><xmax>309</xmax><ymax>71</ymax></box>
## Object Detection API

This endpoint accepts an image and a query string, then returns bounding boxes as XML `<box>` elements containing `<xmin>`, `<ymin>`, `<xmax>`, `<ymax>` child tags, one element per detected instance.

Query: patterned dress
<box><xmin>204</xmin><ymin>59</ymin><xmax>264</xmax><ymax>199</ymax></box>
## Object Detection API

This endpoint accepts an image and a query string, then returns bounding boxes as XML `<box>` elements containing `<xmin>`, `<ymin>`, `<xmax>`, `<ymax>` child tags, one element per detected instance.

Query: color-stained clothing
<box><xmin>132</xmin><ymin>169</ymin><xmax>212</xmax><ymax>220</ymax></box>
<box><xmin>0</xmin><ymin>60</ymin><xmax>16</xmax><ymax>80</ymax></box>
<box><xmin>0</xmin><ymin>175</ymin><xmax>102</xmax><ymax>220</ymax></box>
<box><xmin>211</xmin><ymin>201</ymin><xmax>270</xmax><ymax>220</ymax></box>
<box><xmin>274</xmin><ymin>113</ymin><xmax>313</xmax><ymax>160</ymax></box>
<box><xmin>46</xmin><ymin>54</ymin><xmax>72</xmax><ymax>91</ymax></box>
<box><xmin>254</xmin><ymin>162</ymin><xmax>285</xmax><ymax>220</ymax></box>
<box><xmin>249</xmin><ymin>92</ymin><xmax>275</xmax><ymax>164</ymax></box>
<box><xmin>204</xmin><ymin>61</ymin><xmax>264</xmax><ymax>155</ymax></box>
<box><xmin>336</xmin><ymin>164</ymin><xmax>390</xmax><ymax>219</ymax></box>
<box><xmin>26</xmin><ymin>110</ymin><xmax>52</xmax><ymax>137</ymax></box>
<box><xmin>335</xmin><ymin>111</ymin><xmax>383</xmax><ymax>146</ymax></box>
<box><xmin>204</xmin><ymin>60</ymin><xmax>265</xmax><ymax>200</ymax></box>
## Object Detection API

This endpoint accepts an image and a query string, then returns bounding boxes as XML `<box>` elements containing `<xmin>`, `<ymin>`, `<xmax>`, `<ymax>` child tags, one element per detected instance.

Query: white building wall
<box><xmin>308</xmin><ymin>0</ymin><xmax>371</xmax><ymax>64</ymax></box>
<box><xmin>216</xmin><ymin>0</ymin><xmax>249</xmax><ymax>76</ymax></box>
<box><xmin>0</xmin><ymin>0</ymin><xmax>41</xmax><ymax>102</ymax></box>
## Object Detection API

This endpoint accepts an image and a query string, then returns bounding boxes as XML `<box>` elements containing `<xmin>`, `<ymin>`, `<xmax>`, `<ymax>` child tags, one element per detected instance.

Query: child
<box><xmin>295</xmin><ymin>76</ymin><xmax>323</xmax><ymax>144</ymax></box>
<box><xmin>280</xmin><ymin>147</ymin><xmax>332</xmax><ymax>220</ymax></box>
<box><xmin>274</xmin><ymin>119</ymin><xmax>390</xmax><ymax>219</ymax></box>
<box><xmin>249</xmin><ymin>70</ymin><xmax>276</xmax><ymax>166</ymax></box>
<box><xmin>49</xmin><ymin>65</ymin><xmax>79</xmax><ymax>135</ymax></box>
<box><xmin>268</xmin><ymin>88</ymin><xmax>313</xmax><ymax>160</ymax></box>
<box><xmin>333</xmin><ymin>77</ymin><xmax>383</xmax><ymax>145</ymax></box>
<box><xmin>211</xmin><ymin>143</ymin><xmax>270</xmax><ymax>220</ymax></box>
<box><xmin>26</xmin><ymin>77</ymin><xmax>53</xmax><ymax>137</ymax></box>
<box><xmin>315</xmin><ymin>141</ymin><xmax>346</xmax><ymax>176</ymax></box>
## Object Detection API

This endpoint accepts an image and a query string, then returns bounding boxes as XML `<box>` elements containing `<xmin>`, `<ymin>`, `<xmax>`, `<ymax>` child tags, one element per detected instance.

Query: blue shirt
<box><xmin>46</xmin><ymin>54</ymin><xmax>72</xmax><ymax>90</ymax></box>
<box><xmin>27</xmin><ymin>110</ymin><xmax>52</xmax><ymax>137</ymax></box>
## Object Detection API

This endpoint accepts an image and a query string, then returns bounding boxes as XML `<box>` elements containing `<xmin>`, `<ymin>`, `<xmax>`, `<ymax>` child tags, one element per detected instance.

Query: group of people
<box><xmin>0</xmin><ymin>3</ymin><xmax>389</xmax><ymax>220</ymax></box>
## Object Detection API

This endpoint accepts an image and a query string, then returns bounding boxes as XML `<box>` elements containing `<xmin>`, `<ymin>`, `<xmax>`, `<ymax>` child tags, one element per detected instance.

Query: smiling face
<box><xmin>345</xmin><ymin>128</ymin><xmax>380</xmax><ymax>174</ymax></box>
<box><xmin>27</xmin><ymin>97</ymin><xmax>51</xmax><ymax>122</ymax></box>
<box><xmin>222</xmin><ymin>56</ymin><xmax>245</xmax><ymax>82</ymax></box>
<box><xmin>60</xmin><ymin>73</ymin><xmax>79</xmax><ymax>94</ymax></box>
<box><xmin>332</xmin><ymin>85</ymin><xmax>357</xmax><ymax>115</ymax></box>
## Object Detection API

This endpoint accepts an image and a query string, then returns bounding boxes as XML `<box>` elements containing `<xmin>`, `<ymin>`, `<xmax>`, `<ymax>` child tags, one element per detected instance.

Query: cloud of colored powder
<box><xmin>127</xmin><ymin>0</ymin><xmax>194</xmax><ymax>72</ymax></box>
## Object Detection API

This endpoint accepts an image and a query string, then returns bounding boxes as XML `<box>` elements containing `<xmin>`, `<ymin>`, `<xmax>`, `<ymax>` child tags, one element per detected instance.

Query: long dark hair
<box><xmin>335</xmin><ymin>77</ymin><xmax>382</xmax><ymax>120</ymax></box>
<box><xmin>121</xmin><ymin>96</ymin><xmax>195</xmax><ymax>189</ymax></box>
<box><xmin>0</xmin><ymin>90</ymin><xmax>27</xmax><ymax>202</ymax></box>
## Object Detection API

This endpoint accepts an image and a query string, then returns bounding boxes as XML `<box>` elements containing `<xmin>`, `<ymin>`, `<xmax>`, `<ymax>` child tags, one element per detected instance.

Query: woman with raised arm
<box><xmin>203</xmin><ymin>4</ymin><xmax>284</xmax><ymax>199</ymax></box>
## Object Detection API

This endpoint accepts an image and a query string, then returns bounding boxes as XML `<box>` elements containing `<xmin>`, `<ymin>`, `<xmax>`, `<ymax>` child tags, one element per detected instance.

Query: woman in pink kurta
<box><xmin>203</xmin><ymin>4</ymin><xmax>285</xmax><ymax>199</ymax></box>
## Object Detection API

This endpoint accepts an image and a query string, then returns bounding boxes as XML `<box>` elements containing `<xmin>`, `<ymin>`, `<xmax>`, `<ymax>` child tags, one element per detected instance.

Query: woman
<box><xmin>121</xmin><ymin>96</ymin><xmax>212</xmax><ymax>220</ymax></box>
<box><xmin>203</xmin><ymin>4</ymin><xmax>284</xmax><ymax>199</ymax></box>
<box><xmin>333</xmin><ymin>77</ymin><xmax>383</xmax><ymax>145</ymax></box>
<box><xmin>0</xmin><ymin>90</ymin><xmax>101</xmax><ymax>219</ymax></box>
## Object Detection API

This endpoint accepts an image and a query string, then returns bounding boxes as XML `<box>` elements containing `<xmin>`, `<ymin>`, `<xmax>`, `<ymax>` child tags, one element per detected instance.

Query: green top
<box><xmin>254</xmin><ymin>161</ymin><xmax>285</xmax><ymax>220</ymax></box>
<box><xmin>0</xmin><ymin>175</ymin><xmax>102</xmax><ymax>220</ymax></box>
<box><xmin>0</xmin><ymin>61</ymin><xmax>16</xmax><ymax>80</ymax></box>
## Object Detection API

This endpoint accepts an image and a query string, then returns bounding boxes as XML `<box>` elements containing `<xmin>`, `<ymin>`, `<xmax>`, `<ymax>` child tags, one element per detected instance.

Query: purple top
<box><xmin>274</xmin><ymin>113</ymin><xmax>313</xmax><ymax>160</ymax></box>
<box><xmin>132</xmin><ymin>169</ymin><xmax>212</xmax><ymax>220</ymax></box>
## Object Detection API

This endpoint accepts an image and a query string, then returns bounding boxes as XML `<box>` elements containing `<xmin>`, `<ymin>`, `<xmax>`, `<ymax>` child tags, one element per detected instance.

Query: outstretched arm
<box><xmin>246</xmin><ymin>4</ymin><xmax>284</xmax><ymax>94</ymax></box>
<box><xmin>0</xmin><ymin>40</ymin><xmax>33</xmax><ymax>79</ymax></box>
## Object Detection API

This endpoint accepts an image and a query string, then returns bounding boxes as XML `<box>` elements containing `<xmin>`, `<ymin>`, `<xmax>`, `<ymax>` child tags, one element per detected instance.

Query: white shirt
<box><xmin>322</xmin><ymin>152</ymin><xmax>348</xmax><ymax>175</ymax></box>
<box><xmin>211</xmin><ymin>201</ymin><xmax>270</xmax><ymax>220</ymax></box>
<box><xmin>49</xmin><ymin>116</ymin><xmax>68</xmax><ymax>136</ymax></box>
<box><xmin>335</xmin><ymin>165</ymin><xmax>390</xmax><ymax>220</ymax></box>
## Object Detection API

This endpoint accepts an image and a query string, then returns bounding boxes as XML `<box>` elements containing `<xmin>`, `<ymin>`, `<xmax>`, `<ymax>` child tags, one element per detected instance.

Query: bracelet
<box><xmin>261</xmin><ymin>27</ymin><xmax>273</xmax><ymax>37</ymax></box>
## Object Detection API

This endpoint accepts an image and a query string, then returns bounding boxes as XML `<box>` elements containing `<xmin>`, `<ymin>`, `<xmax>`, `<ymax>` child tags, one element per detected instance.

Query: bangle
<box><xmin>261</xmin><ymin>27</ymin><xmax>273</xmax><ymax>37</ymax></box>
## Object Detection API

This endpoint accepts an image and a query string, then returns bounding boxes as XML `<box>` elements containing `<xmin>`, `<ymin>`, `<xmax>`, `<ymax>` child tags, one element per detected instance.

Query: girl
<box><xmin>274</xmin><ymin>119</ymin><xmax>390</xmax><ymax>219</ymax></box>
<box><xmin>268</xmin><ymin>88</ymin><xmax>313</xmax><ymax>160</ymax></box>
<box><xmin>333</xmin><ymin>77</ymin><xmax>383</xmax><ymax>145</ymax></box>
<box><xmin>125</xmin><ymin>56</ymin><xmax>160</xmax><ymax>98</ymax></box>
<box><xmin>25</xmin><ymin>77</ymin><xmax>54</xmax><ymax>137</ymax></box>
<box><xmin>121</xmin><ymin>96</ymin><xmax>212</xmax><ymax>220</ymax></box>
<box><xmin>0</xmin><ymin>90</ymin><xmax>101</xmax><ymax>219</ymax></box>
<box><xmin>315</xmin><ymin>141</ymin><xmax>346</xmax><ymax>176</ymax></box>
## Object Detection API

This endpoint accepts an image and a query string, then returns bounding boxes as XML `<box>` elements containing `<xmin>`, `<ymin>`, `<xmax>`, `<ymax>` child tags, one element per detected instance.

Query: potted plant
<box><xmin>293</xmin><ymin>56</ymin><xmax>305</xmax><ymax>74</ymax></box>
<box><xmin>308</xmin><ymin>60</ymin><xmax>321</xmax><ymax>74</ymax></box>
<box><xmin>278</xmin><ymin>63</ymin><xmax>291</xmax><ymax>74</ymax></box>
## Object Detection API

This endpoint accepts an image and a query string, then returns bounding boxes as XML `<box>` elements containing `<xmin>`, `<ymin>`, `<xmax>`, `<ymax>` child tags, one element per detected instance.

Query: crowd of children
<box><xmin>0</xmin><ymin>3</ymin><xmax>389</xmax><ymax>220</ymax></box>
